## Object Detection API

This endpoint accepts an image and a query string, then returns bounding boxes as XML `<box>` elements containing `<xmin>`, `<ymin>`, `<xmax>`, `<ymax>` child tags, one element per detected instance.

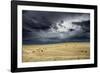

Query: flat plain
<box><xmin>22</xmin><ymin>42</ymin><xmax>90</xmax><ymax>62</ymax></box>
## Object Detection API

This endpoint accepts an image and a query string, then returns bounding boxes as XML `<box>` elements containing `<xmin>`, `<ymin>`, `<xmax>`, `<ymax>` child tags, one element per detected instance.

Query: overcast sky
<box><xmin>22</xmin><ymin>10</ymin><xmax>90</xmax><ymax>44</ymax></box>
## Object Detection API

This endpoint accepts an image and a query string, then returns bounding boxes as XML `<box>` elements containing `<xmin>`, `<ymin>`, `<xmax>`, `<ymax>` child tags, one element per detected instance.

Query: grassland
<box><xmin>22</xmin><ymin>42</ymin><xmax>90</xmax><ymax>62</ymax></box>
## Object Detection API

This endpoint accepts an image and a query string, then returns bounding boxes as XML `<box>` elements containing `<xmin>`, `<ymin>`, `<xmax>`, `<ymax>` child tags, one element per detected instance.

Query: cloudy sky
<box><xmin>22</xmin><ymin>10</ymin><xmax>90</xmax><ymax>44</ymax></box>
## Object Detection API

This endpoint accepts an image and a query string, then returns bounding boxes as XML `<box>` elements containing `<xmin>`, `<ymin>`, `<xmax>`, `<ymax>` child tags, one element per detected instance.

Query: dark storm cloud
<box><xmin>23</xmin><ymin>10</ymin><xmax>89</xmax><ymax>30</ymax></box>
<box><xmin>23</xmin><ymin>11</ymin><xmax>52</xmax><ymax>31</ymax></box>
<box><xmin>22</xmin><ymin>10</ymin><xmax>90</xmax><ymax>44</ymax></box>
<box><xmin>72</xmin><ymin>20</ymin><xmax>90</xmax><ymax>32</ymax></box>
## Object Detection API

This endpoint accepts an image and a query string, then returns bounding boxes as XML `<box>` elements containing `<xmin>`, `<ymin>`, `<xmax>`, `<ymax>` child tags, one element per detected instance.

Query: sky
<box><xmin>22</xmin><ymin>10</ymin><xmax>90</xmax><ymax>44</ymax></box>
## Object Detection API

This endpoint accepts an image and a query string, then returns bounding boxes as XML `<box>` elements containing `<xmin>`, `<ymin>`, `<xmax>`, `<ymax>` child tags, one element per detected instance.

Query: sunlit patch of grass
<box><xmin>22</xmin><ymin>42</ymin><xmax>90</xmax><ymax>62</ymax></box>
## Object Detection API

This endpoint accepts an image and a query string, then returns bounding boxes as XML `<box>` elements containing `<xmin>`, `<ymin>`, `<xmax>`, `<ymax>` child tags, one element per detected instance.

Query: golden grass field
<box><xmin>22</xmin><ymin>42</ymin><xmax>90</xmax><ymax>62</ymax></box>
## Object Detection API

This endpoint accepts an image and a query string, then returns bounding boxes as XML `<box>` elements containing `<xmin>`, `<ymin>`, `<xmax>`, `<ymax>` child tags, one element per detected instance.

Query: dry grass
<box><xmin>22</xmin><ymin>42</ymin><xmax>90</xmax><ymax>62</ymax></box>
